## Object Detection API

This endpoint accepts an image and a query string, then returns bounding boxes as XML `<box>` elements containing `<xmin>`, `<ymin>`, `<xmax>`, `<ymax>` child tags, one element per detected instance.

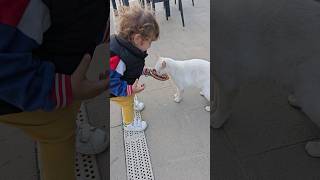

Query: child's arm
<box><xmin>110</xmin><ymin>55</ymin><xmax>133</xmax><ymax>96</ymax></box>
<box><xmin>0</xmin><ymin>52</ymin><xmax>73</xmax><ymax>112</ymax></box>
<box><xmin>0</xmin><ymin>1</ymin><xmax>73</xmax><ymax>112</ymax></box>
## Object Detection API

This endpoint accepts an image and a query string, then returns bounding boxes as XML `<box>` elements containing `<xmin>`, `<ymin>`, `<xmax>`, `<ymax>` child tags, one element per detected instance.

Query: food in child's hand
<box><xmin>150</xmin><ymin>69</ymin><xmax>169</xmax><ymax>81</ymax></box>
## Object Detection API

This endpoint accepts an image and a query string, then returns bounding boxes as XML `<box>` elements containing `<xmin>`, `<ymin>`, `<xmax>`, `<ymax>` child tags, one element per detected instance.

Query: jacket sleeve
<box><xmin>109</xmin><ymin>55</ymin><xmax>133</xmax><ymax>96</ymax></box>
<box><xmin>0</xmin><ymin>52</ymin><xmax>73</xmax><ymax>111</ymax></box>
<box><xmin>0</xmin><ymin>0</ymin><xmax>72</xmax><ymax>112</ymax></box>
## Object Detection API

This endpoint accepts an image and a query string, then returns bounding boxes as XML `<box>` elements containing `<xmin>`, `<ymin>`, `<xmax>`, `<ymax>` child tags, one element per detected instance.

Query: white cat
<box><xmin>154</xmin><ymin>57</ymin><xmax>210</xmax><ymax>111</ymax></box>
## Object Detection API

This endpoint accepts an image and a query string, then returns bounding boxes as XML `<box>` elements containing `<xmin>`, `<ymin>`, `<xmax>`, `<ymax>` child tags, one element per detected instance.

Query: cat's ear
<box><xmin>161</xmin><ymin>60</ymin><xmax>166</xmax><ymax>68</ymax></box>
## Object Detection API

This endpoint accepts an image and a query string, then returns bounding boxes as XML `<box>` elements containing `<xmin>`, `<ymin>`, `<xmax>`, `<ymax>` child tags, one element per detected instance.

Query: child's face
<box><xmin>133</xmin><ymin>34</ymin><xmax>153</xmax><ymax>52</ymax></box>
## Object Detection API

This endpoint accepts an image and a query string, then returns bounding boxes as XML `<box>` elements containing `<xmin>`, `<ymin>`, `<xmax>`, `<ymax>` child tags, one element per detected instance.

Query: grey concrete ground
<box><xmin>213</xmin><ymin>0</ymin><xmax>320</xmax><ymax>179</ymax></box>
<box><xmin>0</xmin><ymin>124</ymin><xmax>38</xmax><ymax>180</ymax></box>
<box><xmin>212</xmin><ymin>81</ymin><xmax>320</xmax><ymax>180</ymax></box>
<box><xmin>110</xmin><ymin>0</ymin><xmax>210</xmax><ymax>180</ymax></box>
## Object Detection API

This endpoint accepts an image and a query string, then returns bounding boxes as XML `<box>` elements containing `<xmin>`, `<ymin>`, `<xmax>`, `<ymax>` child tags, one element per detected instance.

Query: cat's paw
<box><xmin>200</xmin><ymin>91</ymin><xmax>205</xmax><ymax>96</ymax></box>
<box><xmin>205</xmin><ymin>106</ymin><xmax>210</xmax><ymax>112</ymax></box>
<box><xmin>174</xmin><ymin>96</ymin><xmax>182</xmax><ymax>103</ymax></box>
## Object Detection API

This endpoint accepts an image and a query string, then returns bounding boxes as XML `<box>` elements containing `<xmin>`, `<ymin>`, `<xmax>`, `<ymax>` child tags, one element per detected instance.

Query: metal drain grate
<box><xmin>75</xmin><ymin>153</ymin><xmax>101</xmax><ymax>180</ymax></box>
<box><xmin>75</xmin><ymin>103</ymin><xmax>101</xmax><ymax>180</ymax></box>
<box><xmin>123</xmin><ymin>96</ymin><xmax>155</xmax><ymax>180</ymax></box>
<box><xmin>77</xmin><ymin>103</ymin><xmax>88</xmax><ymax>124</ymax></box>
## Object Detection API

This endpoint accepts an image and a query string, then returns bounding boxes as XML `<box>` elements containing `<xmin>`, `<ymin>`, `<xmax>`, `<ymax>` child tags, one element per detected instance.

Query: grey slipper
<box><xmin>288</xmin><ymin>94</ymin><xmax>301</xmax><ymax>109</ymax></box>
<box><xmin>76</xmin><ymin>123</ymin><xmax>108</xmax><ymax>155</ymax></box>
<box><xmin>305</xmin><ymin>141</ymin><xmax>320</xmax><ymax>158</ymax></box>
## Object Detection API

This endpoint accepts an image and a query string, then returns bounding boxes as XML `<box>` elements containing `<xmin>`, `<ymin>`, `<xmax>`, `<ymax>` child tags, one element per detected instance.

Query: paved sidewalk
<box><xmin>110</xmin><ymin>0</ymin><xmax>210</xmax><ymax>179</ymax></box>
<box><xmin>0</xmin><ymin>124</ymin><xmax>38</xmax><ymax>180</ymax></box>
<box><xmin>212</xmin><ymin>80</ymin><xmax>320</xmax><ymax>180</ymax></box>
<box><xmin>213</xmin><ymin>0</ymin><xmax>320</xmax><ymax>179</ymax></box>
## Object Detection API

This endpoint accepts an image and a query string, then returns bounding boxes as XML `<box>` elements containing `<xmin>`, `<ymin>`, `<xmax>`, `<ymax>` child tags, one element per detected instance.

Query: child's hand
<box><xmin>132</xmin><ymin>79</ymin><xmax>145</xmax><ymax>94</ymax></box>
<box><xmin>71</xmin><ymin>54</ymin><xmax>108</xmax><ymax>100</ymax></box>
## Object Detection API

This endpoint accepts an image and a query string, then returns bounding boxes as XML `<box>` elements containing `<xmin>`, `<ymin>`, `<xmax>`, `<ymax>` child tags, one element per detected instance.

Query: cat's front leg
<box><xmin>174</xmin><ymin>86</ymin><xmax>184</xmax><ymax>103</ymax></box>
<box><xmin>201</xmin><ymin>87</ymin><xmax>211</xmax><ymax>112</ymax></box>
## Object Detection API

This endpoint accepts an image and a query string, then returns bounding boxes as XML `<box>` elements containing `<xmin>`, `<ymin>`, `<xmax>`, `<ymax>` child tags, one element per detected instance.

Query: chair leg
<box><xmin>166</xmin><ymin>0</ymin><xmax>171</xmax><ymax>17</ymax></box>
<box><xmin>164</xmin><ymin>0</ymin><xmax>170</xmax><ymax>20</ymax></box>
<box><xmin>192</xmin><ymin>0</ymin><xmax>194</xmax><ymax>6</ymax></box>
<box><xmin>140</xmin><ymin>0</ymin><xmax>145</xmax><ymax>8</ymax></box>
<box><xmin>174</xmin><ymin>0</ymin><xmax>176</xmax><ymax>4</ymax></box>
<box><xmin>111</xmin><ymin>0</ymin><xmax>117</xmax><ymax>10</ymax></box>
<box><xmin>152</xmin><ymin>0</ymin><xmax>156</xmax><ymax>14</ymax></box>
<box><xmin>178</xmin><ymin>0</ymin><xmax>185</xmax><ymax>27</ymax></box>
<box><xmin>123</xmin><ymin>0</ymin><xmax>129</xmax><ymax>6</ymax></box>
<box><xmin>163</xmin><ymin>2</ymin><xmax>167</xmax><ymax>20</ymax></box>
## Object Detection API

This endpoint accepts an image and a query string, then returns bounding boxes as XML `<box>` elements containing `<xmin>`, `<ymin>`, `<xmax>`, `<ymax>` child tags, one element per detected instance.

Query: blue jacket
<box><xmin>109</xmin><ymin>35</ymin><xmax>148</xmax><ymax>97</ymax></box>
<box><xmin>0</xmin><ymin>0</ymin><xmax>107</xmax><ymax>115</ymax></box>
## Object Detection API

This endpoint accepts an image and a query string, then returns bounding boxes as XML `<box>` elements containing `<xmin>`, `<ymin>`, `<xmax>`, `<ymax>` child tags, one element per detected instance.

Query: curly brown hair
<box><xmin>117</xmin><ymin>6</ymin><xmax>159</xmax><ymax>42</ymax></box>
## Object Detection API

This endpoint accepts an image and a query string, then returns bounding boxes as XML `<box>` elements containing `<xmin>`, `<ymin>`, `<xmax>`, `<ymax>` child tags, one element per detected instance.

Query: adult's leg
<box><xmin>211</xmin><ymin>77</ymin><xmax>236</xmax><ymax>128</ymax></box>
<box><xmin>0</xmin><ymin>101</ymin><xmax>81</xmax><ymax>180</ymax></box>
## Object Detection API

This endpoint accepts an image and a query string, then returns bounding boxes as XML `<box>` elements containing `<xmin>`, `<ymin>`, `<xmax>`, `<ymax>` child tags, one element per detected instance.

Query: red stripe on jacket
<box><xmin>50</xmin><ymin>74</ymin><xmax>73</xmax><ymax>109</ymax></box>
<box><xmin>110</xmin><ymin>55</ymin><xmax>120</xmax><ymax>70</ymax></box>
<box><xmin>0</xmin><ymin>0</ymin><xmax>30</xmax><ymax>26</ymax></box>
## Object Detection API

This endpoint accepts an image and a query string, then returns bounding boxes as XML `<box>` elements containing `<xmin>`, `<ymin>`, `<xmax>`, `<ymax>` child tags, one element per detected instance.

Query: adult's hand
<box><xmin>71</xmin><ymin>54</ymin><xmax>108</xmax><ymax>100</ymax></box>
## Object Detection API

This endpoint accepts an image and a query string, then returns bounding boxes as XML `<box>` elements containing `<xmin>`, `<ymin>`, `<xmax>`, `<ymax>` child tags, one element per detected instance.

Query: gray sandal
<box><xmin>76</xmin><ymin>122</ymin><xmax>108</xmax><ymax>155</ymax></box>
<box><xmin>306</xmin><ymin>141</ymin><xmax>320</xmax><ymax>158</ymax></box>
